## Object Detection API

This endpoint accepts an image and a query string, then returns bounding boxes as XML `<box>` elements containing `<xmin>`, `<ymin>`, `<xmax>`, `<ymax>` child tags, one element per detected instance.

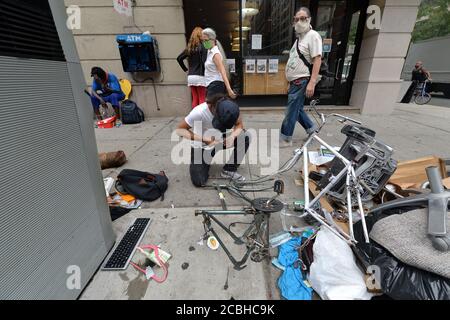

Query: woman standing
<box><xmin>177</xmin><ymin>27</ymin><xmax>208</xmax><ymax>108</ymax></box>
<box><xmin>202</xmin><ymin>28</ymin><xmax>237</xmax><ymax>99</ymax></box>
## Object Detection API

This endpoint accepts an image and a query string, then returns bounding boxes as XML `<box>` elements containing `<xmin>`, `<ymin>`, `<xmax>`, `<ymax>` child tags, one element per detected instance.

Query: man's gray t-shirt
<box><xmin>286</xmin><ymin>29</ymin><xmax>323</xmax><ymax>82</ymax></box>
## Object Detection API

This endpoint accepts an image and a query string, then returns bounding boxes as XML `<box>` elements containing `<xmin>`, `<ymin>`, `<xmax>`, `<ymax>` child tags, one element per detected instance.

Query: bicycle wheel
<box><xmin>415</xmin><ymin>93</ymin><xmax>431</xmax><ymax>105</ymax></box>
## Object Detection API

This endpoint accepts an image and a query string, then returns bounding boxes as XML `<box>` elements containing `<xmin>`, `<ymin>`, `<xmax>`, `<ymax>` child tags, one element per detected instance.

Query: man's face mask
<box><xmin>203</xmin><ymin>40</ymin><xmax>213</xmax><ymax>50</ymax></box>
<box><xmin>294</xmin><ymin>17</ymin><xmax>311</xmax><ymax>34</ymax></box>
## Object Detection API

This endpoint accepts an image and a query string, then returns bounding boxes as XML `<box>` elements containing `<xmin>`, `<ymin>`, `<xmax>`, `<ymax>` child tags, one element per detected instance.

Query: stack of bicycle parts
<box><xmin>316</xmin><ymin>125</ymin><xmax>397</xmax><ymax>204</ymax></box>
<box><xmin>298</xmin><ymin>124</ymin><xmax>397</xmax><ymax>245</ymax></box>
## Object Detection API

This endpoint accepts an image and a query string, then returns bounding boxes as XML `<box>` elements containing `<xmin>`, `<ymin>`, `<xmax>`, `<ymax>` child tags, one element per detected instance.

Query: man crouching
<box><xmin>176</xmin><ymin>94</ymin><xmax>251</xmax><ymax>187</ymax></box>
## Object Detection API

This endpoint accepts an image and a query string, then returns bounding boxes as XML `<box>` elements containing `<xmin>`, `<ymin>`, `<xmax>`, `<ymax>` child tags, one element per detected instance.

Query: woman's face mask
<box><xmin>203</xmin><ymin>40</ymin><xmax>214</xmax><ymax>50</ymax></box>
<box><xmin>294</xmin><ymin>18</ymin><xmax>311</xmax><ymax>34</ymax></box>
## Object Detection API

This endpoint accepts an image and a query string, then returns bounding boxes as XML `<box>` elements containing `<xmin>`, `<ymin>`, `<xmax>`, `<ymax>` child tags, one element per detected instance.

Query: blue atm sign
<box><xmin>116</xmin><ymin>34</ymin><xmax>153</xmax><ymax>44</ymax></box>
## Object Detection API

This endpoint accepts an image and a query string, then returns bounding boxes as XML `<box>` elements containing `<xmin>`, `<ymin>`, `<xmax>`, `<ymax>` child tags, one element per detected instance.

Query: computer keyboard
<box><xmin>102</xmin><ymin>218</ymin><xmax>151</xmax><ymax>270</ymax></box>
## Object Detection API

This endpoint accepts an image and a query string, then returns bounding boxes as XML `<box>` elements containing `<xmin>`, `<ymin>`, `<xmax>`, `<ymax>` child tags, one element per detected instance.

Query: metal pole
<box><xmin>346</xmin><ymin>165</ymin><xmax>355</xmax><ymax>241</ymax></box>
<box><xmin>352</xmin><ymin>167</ymin><xmax>370</xmax><ymax>243</ymax></box>
<box><xmin>304</xmin><ymin>144</ymin><xmax>310</xmax><ymax>207</ymax></box>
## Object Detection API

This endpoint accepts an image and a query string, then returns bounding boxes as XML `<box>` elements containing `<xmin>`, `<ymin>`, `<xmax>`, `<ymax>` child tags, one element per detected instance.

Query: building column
<box><xmin>350</xmin><ymin>0</ymin><xmax>420</xmax><ymax>114</ymax></box>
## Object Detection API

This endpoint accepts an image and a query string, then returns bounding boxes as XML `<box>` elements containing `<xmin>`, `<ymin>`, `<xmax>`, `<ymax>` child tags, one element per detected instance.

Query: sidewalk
<box><xmin>80</xmin><ymin>102</ymin><xmax>450</xmax><ymax>300</ymax></box>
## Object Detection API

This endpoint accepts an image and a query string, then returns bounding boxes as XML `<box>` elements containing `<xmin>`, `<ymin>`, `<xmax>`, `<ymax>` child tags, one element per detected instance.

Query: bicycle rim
<box><xmin>415</xmin><ymin>94</ymin><xmax>431</xmax><ymax>105</ymax></box>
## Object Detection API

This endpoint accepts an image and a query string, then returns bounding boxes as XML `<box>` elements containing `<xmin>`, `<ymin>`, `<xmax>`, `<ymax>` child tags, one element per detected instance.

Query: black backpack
<box><xmin>115</xmin><ymin>169</ymin><xmax>168</xmax><ymax>202</ymax></box>
<box><xmin>120</xmin><ymin>100</ymin><xmax>145</xmax><ymax>124</ymax></box>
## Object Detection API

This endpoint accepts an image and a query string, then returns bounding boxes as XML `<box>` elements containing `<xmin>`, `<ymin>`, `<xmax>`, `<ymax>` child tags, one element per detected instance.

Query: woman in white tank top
<box><xmin>201</xmin><ymin>28</ymin><xmax>237</xmax><ymax>99</ymax></box>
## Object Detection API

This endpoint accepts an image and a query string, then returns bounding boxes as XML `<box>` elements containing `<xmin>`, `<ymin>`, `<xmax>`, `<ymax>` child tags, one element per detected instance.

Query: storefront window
<box><xmin>183</xmin><ymin>0</ymin><xmax>367</xmax><ymax>105</ymax></box>
<box><xmin>238</xmin><ymin>0</ymin><xmax>295</xmax><ymax>95</ymax></box>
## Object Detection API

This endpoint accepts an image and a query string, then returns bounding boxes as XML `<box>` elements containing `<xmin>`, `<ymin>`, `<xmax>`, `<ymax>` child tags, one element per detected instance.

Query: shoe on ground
<box><xmin>221</xmin><ymin>170</ymin><xmax>246</xmax><ymax>182</ymax></box>
<box><xmin>115</xmin><ymin>119</ymin><xmax>123</xmax><ymax>127</ymax></box>
<box><xmin>279</xmin><ymin>139</ymin><xmax>293</xmax><ymax>148</ymax></box>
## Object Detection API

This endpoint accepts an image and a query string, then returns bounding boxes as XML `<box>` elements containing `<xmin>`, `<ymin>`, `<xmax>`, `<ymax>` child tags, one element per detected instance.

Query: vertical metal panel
<box><xmin>0</xmin><ymin>56</ymin><xmax>113</xmax><ymax>299</ymax></box>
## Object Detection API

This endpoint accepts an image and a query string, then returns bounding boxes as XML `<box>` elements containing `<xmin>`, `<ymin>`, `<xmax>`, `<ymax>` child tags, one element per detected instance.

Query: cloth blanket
<box><xmin>370</xmin><ymin>209</ymin><xmax>450</xmax><ymax>279</ymax></box>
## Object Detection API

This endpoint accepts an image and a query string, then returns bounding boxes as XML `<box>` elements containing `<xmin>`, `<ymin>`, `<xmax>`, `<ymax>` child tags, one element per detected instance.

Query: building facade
<box><xmin>66</xmin><ymin>0</ymin><xmax>421</xmax><ymax>116</ymax></box>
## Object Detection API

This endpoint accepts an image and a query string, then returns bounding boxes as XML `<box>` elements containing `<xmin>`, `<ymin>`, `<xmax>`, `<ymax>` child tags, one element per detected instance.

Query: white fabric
<box><xmin>286</xmin><ymin>29</ymin><xmax>323</xmax><ymax>82</ymax></box>
<box><xmin>187</xmin><ymin>75</ymin><xmax>206</xmax><ymax>87</ymax></box>
<box><xmin>309</xmin><ymin>228</ymin><xmax>374</xmax><ymax>300</ymax></box>
<box><xmin>204</xmin><ymin>46</ymin><xmax>224</xmax><ymax>86</ymax></box>
<box><xmin>184</xmin><ymin>102</ymin><xmax>219</xmax><ymax>148</ymax></box>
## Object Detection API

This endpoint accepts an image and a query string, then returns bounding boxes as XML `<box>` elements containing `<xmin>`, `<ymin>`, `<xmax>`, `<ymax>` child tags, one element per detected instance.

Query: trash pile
<box><xmin>274</xmin><ymin>147</ymin><xmax>450</xmax><ymax>300</ymax></box>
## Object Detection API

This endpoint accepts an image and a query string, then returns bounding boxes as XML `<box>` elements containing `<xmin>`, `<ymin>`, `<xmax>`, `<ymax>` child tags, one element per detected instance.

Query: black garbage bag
<box><xmin>353</xmin><ymin>206</ymin><xmax>450</xmax><ymax>300</ymax></box>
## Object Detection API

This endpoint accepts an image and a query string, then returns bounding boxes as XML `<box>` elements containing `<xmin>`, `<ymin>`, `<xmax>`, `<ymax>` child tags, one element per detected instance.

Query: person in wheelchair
<box><xmin>401</xmin><ymin>61</ymin><xmax>432</xmax><ymax>103</ymax></box>
<box><xmin>89</xmin><ymin>67</ymin><xmax>125</xmax><ymax>122</ymax></box>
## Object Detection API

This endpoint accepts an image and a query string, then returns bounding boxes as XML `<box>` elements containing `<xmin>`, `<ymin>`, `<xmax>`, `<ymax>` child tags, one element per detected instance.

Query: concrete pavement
<box><xmin>81</xmin><ymin>102</ymin><xmax>450</xmax><ymax>300</ymax></box>
<box><xmin>430</xmin><ymin>94</ymin><xmax>450</xmax><ymax>108</ymax></box>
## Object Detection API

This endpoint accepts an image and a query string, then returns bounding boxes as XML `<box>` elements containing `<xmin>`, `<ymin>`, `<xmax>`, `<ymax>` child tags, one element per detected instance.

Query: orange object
<box><xmin>117</xmin><ymin>191</ymin><xmax>136</xmax><ymax>203</ymax></box>
<box><xmin>97</xmin><ymin>116</ymin><xmax>116</xmax><ymax>129</ymax></box>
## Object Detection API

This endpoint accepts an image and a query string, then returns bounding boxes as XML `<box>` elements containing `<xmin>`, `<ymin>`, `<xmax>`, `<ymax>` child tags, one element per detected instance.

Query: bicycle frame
<box><xmin>234</xmin><ymin>101</ymin><xmax>371</xmax><ymax>244</ymax></box>
<box><xmin>291</xmin><ymin>132</ymin><xmax>369</xmax><ymax>244</ymax></box>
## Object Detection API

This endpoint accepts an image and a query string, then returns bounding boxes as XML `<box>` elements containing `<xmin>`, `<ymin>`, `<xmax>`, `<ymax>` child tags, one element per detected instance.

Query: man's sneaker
<box><xmin>279</xmin><ymin>139</ymin><xmax>293</xmax><ymax>148</ymax></box>
<box><xmin>221</xmin><ymin>170</ymin><xmax>246</xmax><ymax>182</ymax></box>
<box><xmin>115</xmin><ymin>119</ymin><xmax>123</xmax><ymax>127</ymax></box>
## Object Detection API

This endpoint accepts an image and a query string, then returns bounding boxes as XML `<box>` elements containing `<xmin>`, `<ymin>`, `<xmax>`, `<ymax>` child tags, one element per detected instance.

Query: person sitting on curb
<box><xmin>90</xmin><ymin>67</ymin><xmax>125</xmax><ymax>124</ymax></box>
<box><xmin>176</xmin><ymin>93</ymin><xmax>251</xmax><ymax>187</ymax></box>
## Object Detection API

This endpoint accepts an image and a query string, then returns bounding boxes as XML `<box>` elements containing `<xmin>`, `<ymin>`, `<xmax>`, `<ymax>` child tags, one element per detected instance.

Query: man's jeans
<box><xmin>190</xmin><ymin>131</ymin><xmax>251</xmax><ymax>187</ymax></box>
<box><xmin>280</xmin><ymin>79</ymin><xmax>314</xmax><ymax>141</ymax></box>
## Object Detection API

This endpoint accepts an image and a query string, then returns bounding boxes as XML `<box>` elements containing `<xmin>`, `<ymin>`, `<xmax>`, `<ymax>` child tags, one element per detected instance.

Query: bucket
<box><xmin>97</xmin><ymin>116</ymin><xmax>116</xmax><ymax>129</ymax></box>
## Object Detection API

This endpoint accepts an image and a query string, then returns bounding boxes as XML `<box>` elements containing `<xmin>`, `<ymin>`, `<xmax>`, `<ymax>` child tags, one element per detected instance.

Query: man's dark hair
<box><xmin>206</xmin><ymin>93</ymin><xmax>227</xmax><ymax>112</ymax></box>
<box><xmin>297</xmin><ymin>7</ymin><xmax>311</xmax><ymax>18</ymax></box>
<box><xmin>91</xmin><ymin>67</ymin><xmax>107</xmax><ymax>81</ymax></box>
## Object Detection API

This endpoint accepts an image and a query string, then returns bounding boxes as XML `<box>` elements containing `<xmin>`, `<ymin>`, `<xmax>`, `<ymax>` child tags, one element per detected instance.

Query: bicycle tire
<box><xmin>415</xmin><ymin>93</ymin><xmax>431</xmax><ymax>105</ymax></box>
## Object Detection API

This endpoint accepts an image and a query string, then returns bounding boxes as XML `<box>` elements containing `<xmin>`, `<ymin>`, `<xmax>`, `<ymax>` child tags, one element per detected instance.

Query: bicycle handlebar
<box><xmin>329</xmin><ymin>113</ymin><xmax>362</xmax><ymax>125</ymax></box>
<box><xmin>308</xmin><ymin>99</ymin><xmax>361</xmax><ymax>126</ymax></box>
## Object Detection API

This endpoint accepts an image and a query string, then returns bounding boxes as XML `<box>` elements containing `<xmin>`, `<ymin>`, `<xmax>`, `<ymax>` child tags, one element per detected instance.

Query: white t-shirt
<box><xmin>204</xmin><ymin>46</ymin><xmax>224</xmax><ymax>86</ymax></box>
<box><xmin>184</xmin><ymin>102</ymin><xmax>221</xmax><ymax>148</ymax></box>
<box><xmin>285</xmin><ymin>29</ymin><xmax>323</xmax><ymax>82</ymax></box>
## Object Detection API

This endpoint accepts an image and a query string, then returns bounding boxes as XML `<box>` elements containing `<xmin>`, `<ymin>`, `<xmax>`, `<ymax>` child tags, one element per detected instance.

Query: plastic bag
<box><xmin>353</xmin><ymin>207</ymin><xmax>450</xmax><ymax>300</ymax></box>
<box><xmin>309</xmin><ymin>228</ymin><xmax>374</xmax><ymax>300</ymax></box>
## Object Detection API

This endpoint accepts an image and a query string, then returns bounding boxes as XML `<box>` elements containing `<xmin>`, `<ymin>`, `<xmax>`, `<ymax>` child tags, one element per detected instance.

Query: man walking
<box><xmin>280</xmin><ymin>7</ymin><xmax>323</xmax><ymax>147</ymax></box>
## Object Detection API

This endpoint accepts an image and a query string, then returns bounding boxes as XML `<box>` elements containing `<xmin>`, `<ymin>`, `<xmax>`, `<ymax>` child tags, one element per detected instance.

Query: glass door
<box><xmin>332</xmin><ymin>0</ymin><xmax>368</xmax><ymax>104</ymax></box>
<box><xmin>310</xmin><ymin>0</ymin><xmax>367</xmax><ymax>105</ymax></box>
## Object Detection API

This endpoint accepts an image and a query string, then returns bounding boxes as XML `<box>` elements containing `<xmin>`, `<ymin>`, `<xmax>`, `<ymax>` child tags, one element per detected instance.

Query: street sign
<box><xmin>113</xmin><ymin>0</ymin><xmax>132</xmax><ymax>17</ymax></box>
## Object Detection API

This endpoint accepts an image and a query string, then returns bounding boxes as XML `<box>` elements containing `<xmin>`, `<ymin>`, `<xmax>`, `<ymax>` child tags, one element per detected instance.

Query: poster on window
<box><xmin>257</xmin><ymin>59</ymin><xmax>267</xmax><ymax>73</ymax></box>
<box><xmin>252</xmin><ymin>34</ymin><xmax>262</xmax><ymax>50</ymax></box>
<box><xmin>227</xmin><ymin>59</ymin><xmax>236</xmax><ymax>73</ymax></box>
<box><xmin>268</xmin><ymin>59</ymin><xmax>279</xmax><ymax>73</ymax></box>
<box><xmin>323</xmin><ymin>39</ymin><xmax>332</xmax><ymax>53</ymax></box>
<box><xmin>245</xmin><ymin>59</ymin><xmax>256</xmax><ymax>73</ymax></box>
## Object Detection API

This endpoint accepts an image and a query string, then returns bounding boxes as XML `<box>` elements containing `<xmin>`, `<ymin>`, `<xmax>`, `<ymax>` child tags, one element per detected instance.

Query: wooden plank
<box><xmin>389</xmin><ymin>156</ymin><xmax>448</xmax><ymax>188</ymax></box>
